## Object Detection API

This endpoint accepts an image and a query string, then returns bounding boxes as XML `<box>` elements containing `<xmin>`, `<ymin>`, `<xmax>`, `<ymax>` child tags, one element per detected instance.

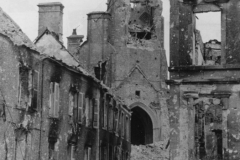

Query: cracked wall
<box><xmin>76</xmin><ymin>0</ymin><xmax>169</xmax><ymax>144</ymax></box>
<box><xmin>0</xmin><ymin>31</ymin><xmax>41</xmax><ymax>160</ymax></box>
<box><xmin>0</xmin><ymin>5</ymin><xmax>132</xmax><ymax>160</ymax></box>
<box><xmin>108</xmin><ymin>0</ymin><xmax>169</xmax><ymax>143</ymax></box>
<box><xmin>168</xmin><ymin>1</ymin><xmax>240</xmax><ymax>160</ymax></box>
<box><xmin>168</xmin><ymin>84</ymin><xmax>240</xmax><ymax>160</ymax></box>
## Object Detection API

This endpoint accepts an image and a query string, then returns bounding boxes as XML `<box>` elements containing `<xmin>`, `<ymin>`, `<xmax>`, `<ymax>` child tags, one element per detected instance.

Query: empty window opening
<box><xmin>195</xmin><ymin>12</ymin><xmax>221</xmax><ymax>65</ymax></box>
<box><xmin>196</xmin><ymin>12</ymin><xmax>221</xmax><ymax>43</ymax></box>
<box><xmin>135</xmin><ymin>91</ymin><xmax>140</xmax><ymax>97</ymax></box>
<box><xmin>131</xmin><ymin>107</ymin><xmax>153</xmax><ymax>145</ymax></box>
<box><xmin>94</xmin><ymin>61</ymin><xmax>107</xmax><ymax>82</ymax></box>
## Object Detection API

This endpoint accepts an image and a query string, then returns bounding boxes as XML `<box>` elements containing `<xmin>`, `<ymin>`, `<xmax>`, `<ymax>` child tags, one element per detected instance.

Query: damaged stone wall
<box><xmin>108</xmin><ymin>0</ymin><xmax>169</xmax><ymax>144</ymax></box>
<box><xmin>40</xmin><ymin>59</ymin><xmax>131</xmax><ymax>160</ymax></box>
<box><xmin>76</xmin><ymin>12</ymin><xmax>113</xmax><ymax>86</ymax></box>
<box><xmin>0</xmin><ymin>31</ymin><xmax>41</xmax><ymax>160</ymax></box>
<box><xmin>168</xmin><ymin>1</ymin><xmax>240</xmax><ymax>160</ymax></box>
<box><xmin>76</xmin><ymin>0</ymin><xmax>169</xmax><ymax>145</ymax></box>
<box><xmin>0</xmin><ymin>4</ymin><xmax>132</xmax><ymax>160</ymax></box>
<box><xmin>168</xmin><ymin>83</ymin><xmax>240</xmax><ymax>160</ymax></box>
<box><xmin>40</xmin><ymin>59</ymin><xmax>101</xmax><ymax>160</ymax></box>
<box><xmin>169</xmin><ymin>0</ymin><xmax>240</xmax><ymax>67</ymax></box>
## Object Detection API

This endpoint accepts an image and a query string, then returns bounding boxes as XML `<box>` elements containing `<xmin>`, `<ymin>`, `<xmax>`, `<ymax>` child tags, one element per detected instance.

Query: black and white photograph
<box><xmin>0</xmin><ymin>0</ymin><xmax>238</xmax><ymax>159</ymax></box>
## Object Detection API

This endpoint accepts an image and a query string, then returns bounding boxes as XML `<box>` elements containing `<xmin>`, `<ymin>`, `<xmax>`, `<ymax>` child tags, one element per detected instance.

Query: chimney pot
<box><xmin>67</xmin><ymin>29</ymin><xmax>84</xmax><ymax>54</ymax></box>
<box><xmin>72</xmin><ymin>29</ymin><xmax>77</xmax><ymax>35</ymax></box>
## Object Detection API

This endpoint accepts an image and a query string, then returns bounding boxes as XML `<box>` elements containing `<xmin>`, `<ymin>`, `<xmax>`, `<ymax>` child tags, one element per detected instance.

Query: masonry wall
<box><xmin>77</xmin><ymin>0</ymin><xmax>169</xmax><ymax>144</ymax></box>
<box><xmin>168</xmin><ymin>81</ymin><xmax>240</xmax><ymax>160</ymax></box>
<box><xmin>109</xmin><ymin>0</ymin><xmax>169</xmax><ymax>143</ymax></box>
<box><xmin>77</xmin><ymin>12</ymin><xmax>113</xmax><ymax>86</ymax></box>
<box><xmin>40</xmin><ymin>59</ymin><xmax>101</xmax><ymax>160</ymax></box>
<box><xmin>168</xmin><ymin>0</ymin><xmax>240</xmax><ymax>160</ymax></box>
<box><xmin>39</xmin><ymin>59</ymin><xmax>131</xmax><ymax>160</ymax></box>
<box><xmin>0</xmin><ymin>34</ymin><xmax>41</xmax><ymax>160</ymax></box>
<box><xmin>99</xmin><ymin>95</ymin><xmax>131</xmax><ymax>160</ymax></box>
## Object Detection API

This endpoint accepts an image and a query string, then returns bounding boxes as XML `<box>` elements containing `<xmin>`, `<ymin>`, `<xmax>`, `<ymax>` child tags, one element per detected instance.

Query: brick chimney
<box><xmin>38</xmin><ymin>2</ymin><xmax>64</xmax><ymax>42</ymax></box>
<box><xmin>67</xmin><ymin>29</ymin><xmax>84</xmax><ymax>54</ymax></box>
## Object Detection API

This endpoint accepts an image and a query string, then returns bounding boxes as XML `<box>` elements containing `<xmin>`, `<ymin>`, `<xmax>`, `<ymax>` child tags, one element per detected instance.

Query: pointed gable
<box><xmin>34</xmin><ymin>29</ymin><xmax>79</xmax><ymax>67</ymax></box>
<box><xmin>115</xmin><ymin>65</ymin><xmax>158</xmax><ymax>92</ymax></box>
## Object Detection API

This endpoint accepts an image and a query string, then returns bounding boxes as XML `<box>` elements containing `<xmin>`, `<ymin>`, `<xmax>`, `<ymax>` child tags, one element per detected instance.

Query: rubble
<box><xmin>131</xmin><ymin>140</ymin><xmax>169</xmax><ymax>160</ymax></box>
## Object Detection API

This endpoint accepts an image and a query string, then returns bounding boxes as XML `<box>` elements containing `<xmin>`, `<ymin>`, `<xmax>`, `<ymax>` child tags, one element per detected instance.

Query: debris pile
<box><xmin>131</xmin><ymin>140</ymin><xmax>169</xmax><ymax>160</ymax></box>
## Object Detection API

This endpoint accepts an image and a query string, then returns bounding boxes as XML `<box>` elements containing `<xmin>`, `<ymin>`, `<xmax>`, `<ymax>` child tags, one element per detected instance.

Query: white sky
<box><xmin>0</xmin><ymin>0</ymin><xmax>170</xmax><ymax>63</ymax></box>
<box><xmin>196</xmin><ymin>12</ymin><xmax>221</xmax><ymax>43</ymax></box>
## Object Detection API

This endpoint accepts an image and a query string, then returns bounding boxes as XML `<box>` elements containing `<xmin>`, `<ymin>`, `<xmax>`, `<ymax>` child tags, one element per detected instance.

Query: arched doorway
<box><xmin>131</xmin><ymin>106</ymin><xmax>153</xmax><ymax>145</ymax></box>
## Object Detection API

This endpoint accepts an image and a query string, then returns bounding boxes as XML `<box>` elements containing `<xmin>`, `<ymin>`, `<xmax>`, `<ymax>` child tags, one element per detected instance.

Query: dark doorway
<box><xmin>131</xmin><ymin>107</ymin><xmax>153</xmax><ymax>145</ymax></box>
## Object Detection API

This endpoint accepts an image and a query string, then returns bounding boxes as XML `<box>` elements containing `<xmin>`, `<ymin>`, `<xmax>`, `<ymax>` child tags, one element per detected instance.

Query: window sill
<box><xmin>169</xmin><ymin>64</ymin><xmax>240</xmax><ymax>72</ymax></box>
<box><xmin>48</xmin><ymin>116</ymin><xmax>59</xmax><ymax>119</ymax></box>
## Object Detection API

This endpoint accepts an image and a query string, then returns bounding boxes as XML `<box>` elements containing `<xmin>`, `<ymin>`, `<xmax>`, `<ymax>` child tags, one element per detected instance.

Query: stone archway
<box><xmin>129</xmin><ymin>102</ymin><xmax>159</xmax><ymax>145</ymax></box>
<box><xmin>131</xmin><ymin>107</ymin><xmax>153</xmax><ymax>145</ymax></box>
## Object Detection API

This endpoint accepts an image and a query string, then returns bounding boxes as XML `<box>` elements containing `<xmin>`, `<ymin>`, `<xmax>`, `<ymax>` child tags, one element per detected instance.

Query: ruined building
<box><xmin>74</xmin><ymin>0</ymin><xmax>169</xmax><ymax>145</ymax></box>
<box><xmin>167</xmin><ymin>0</ymin><xmax>240</xmax><ymax>159</ymax></box>
<box><xmin>0</xmin><ymin>2</ymin><xmax>131</xmax><ymax>160</ymax></box>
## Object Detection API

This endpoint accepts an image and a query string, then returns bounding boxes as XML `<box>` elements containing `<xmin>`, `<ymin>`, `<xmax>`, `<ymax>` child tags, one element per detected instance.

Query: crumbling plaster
<box><xmin>40</xmin><ymin>60</ymin><xmax>101</xmax><ymax>160</ymax></box>
<box><xmin>0</xmin><ymin>7</ymin><xmax>35</xmax><ymax>50</ymax></box>
<box><xmin>168</xmin><ymin>83</ymin><xmax>240</xmax><ymax>159</ymax></box>
<box><xmin>0</xmin><ymin>32</ymin><xmax>41</xmax><ymax>160</ymax></box>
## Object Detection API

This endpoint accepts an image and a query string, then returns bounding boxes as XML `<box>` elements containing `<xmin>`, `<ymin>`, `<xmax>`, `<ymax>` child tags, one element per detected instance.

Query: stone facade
<box><xmin>0</xmin><ymin>2</ymin><xmax>131</xmax><ymax>160</ymax></box>
<box><xmin>168</xmin><ymin>0</ymin><xmax>240</xmax><ymax>159</ymax></box>
<box><xmin>76</xmin><ymin>0</ymin><xmax>169</xmax><ymax>145</ymax></box>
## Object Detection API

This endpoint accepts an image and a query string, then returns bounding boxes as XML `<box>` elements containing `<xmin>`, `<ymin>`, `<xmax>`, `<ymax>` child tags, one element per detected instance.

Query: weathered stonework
<box><xmin>76</xmin><ymin>0</ymin><xmax>169</xmax><ymax>145</ymax></box>
<box><xmin>0</xmin><ymin>3</ymin><xmax>131</xmax><ymax>160</ymax></box>
<box><xmin>168</xmin><ymin>0</ymin><xmax>240</xmax><ymax>159</ymax></box>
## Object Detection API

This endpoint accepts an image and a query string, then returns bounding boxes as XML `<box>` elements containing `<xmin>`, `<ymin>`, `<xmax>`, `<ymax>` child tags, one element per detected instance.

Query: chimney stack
<box><xmin>38</xmin><ymin>2</ymin><xmax>64</xmax><ymax>41</ymax></box>
<box><xmin>67</xmin><ymin>29</ymin><xmax>84</xmax><ymax>54</ymax></box>
<box><xmin>86</xmin><ymin>12</ymin><xmax>111</xmax><ymax>67</ymax></box>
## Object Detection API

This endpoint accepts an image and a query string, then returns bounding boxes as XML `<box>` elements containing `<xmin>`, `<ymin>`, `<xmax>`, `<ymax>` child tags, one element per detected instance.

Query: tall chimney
<box><xmin>67</xmin><ymin>29</ymin><xmax>84</xmax><ymax>54</ymax></box>
<box><xmin>86</xmin><ymin>12</ymin><xmax>111</xmax><ymax>69</ymax></box>
<box><xmin>38</xmin><ymin>2</ymin><xmax>64</xmax><ymax>41</ymax></box>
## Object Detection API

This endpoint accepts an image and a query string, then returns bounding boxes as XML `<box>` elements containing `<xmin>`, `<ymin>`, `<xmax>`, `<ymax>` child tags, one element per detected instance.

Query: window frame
<box><xmin>114</xmin><ymin>104</ymin><xmax>119</xmax><ymax>135</ymax></box>
<box><xmin>103</xmin><ymin>94</ymin><xmax>108</xmax><ymax>130</ymax></box>
<box><xmin>93</xmin><ymin>98</ymin><xmax>100</xmax><ymax>128</ymax></box>
<box><xmin>70</xmin><ymin>145</ymin><xmax>76</xmax><ymax>160</ymax></box>
<box><xmin>68</xmin><ymin>91</ymin><xmax>84</xmax><ymax>124</ymax></box>
<box><xmin>192</xmin><ymin>3</ymin><xmax>226</xmax><ymax>66</ymax></box>
<box><xmin>49</xmin><ymin>82</ymin><xmax>60</xmax><ymax>118</ymax></box>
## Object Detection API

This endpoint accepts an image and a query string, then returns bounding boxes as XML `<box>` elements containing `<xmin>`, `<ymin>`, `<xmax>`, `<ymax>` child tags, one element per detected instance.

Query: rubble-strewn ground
<box><xmin>131</xmin><ymin>140</ymin><xmax>170</xmax><ymax>160</ymax></box>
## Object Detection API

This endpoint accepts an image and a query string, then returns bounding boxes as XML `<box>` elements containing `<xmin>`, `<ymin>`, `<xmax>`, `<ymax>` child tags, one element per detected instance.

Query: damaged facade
<box><xmin>168</xmin><ymin>0</ymin><xmax>240</xmax><ymax>159</ymax></box>
<box><xmin>75</xmin><ymin>0</ymin><xmax>169</xmax><ymax>146</ymax></box>
<box><xmin>0</xmin><ymin>2</ymin><xmax>131</xmax><ymax>160</ymax></box>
